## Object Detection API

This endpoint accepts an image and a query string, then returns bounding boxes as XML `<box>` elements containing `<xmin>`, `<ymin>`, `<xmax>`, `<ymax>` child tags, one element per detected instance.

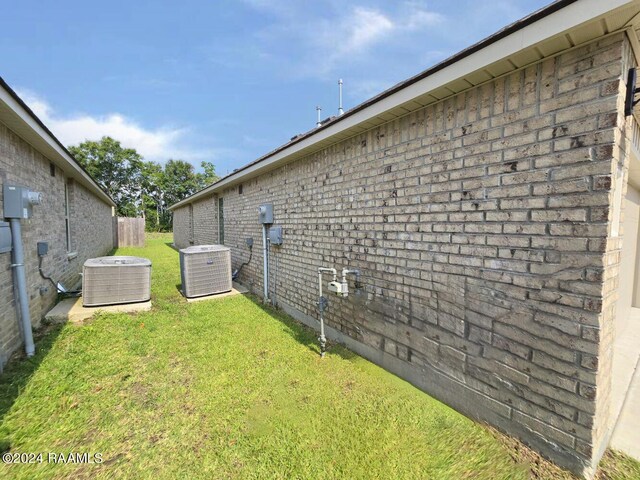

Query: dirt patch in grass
<box><xmin>487</xmin><ymin>426</ymin><xmax>575</xmax><ymax>479</ymax></box>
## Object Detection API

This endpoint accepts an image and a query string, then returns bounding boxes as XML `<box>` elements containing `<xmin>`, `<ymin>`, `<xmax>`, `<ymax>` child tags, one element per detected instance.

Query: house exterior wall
<box><xmin>172</xmin><ymin>204</ymin><xmax>191</xmax><ymax>249</ymax></box>
<box><xmin>173</xmin><ymin>196</ymin><xmax>218</xmax><ymax>249</ymax></box>
<box><xmin>592</xmin><ymin>35</ymin><xmax>637</xmax><ymax>464</ymax></box>
<box><xmin>0</xmin><ymin>120</ymin><xmax>113</xmax><ymax>368</ymax></box>
<box><xmin>172</xmin><ymin>33</ymin><xmax>631</xmax><ymax>476</ymax></box>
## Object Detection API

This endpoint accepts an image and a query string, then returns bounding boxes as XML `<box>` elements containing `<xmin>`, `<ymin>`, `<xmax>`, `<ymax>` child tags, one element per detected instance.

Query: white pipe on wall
<box><xmin>317</xmin><ymin>267</ymin><xmax>337</xmax><ymax>357</ymax></box>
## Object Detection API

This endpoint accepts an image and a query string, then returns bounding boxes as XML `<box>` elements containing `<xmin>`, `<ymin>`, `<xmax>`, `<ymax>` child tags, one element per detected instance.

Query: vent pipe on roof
<box><xmin>316</xmin><ymin>106</ymin><xmax>322</xmax><ymax>128</ymax></box>
<box><xmin>338</xmin><ymin>79</ymin><xmax>344</xmax><ymax>116</ymax></box>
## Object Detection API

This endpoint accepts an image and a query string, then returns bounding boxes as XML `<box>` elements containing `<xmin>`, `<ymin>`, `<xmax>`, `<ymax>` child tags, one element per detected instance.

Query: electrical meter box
<box><xmin>258</xmin><ymin>203</ymin><xmax>273</xmax><ymax>224</ymax></box>
<box><xmin>0</xmin><ymin>222</ymin><xmax>11</xmax><ymax>254</ymax></box>
<box><xmin>3</xmin><ymin>185</ymin><xmax>42</xmax><ymax>219</ymax></box>
<box><xmin>269</xmin><ymin>226</ymin><xmax>283</xmax><ymax>245</ymax></box>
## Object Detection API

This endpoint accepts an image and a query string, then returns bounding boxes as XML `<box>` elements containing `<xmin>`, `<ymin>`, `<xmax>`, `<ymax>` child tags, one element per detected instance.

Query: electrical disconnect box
<box><xmin>3</xmin><ymin>185</ymin><xmax>42</xmax><ymax>219</ymax></box>
<box><xmin>269</xmin><ymin>226</ymin><xmax>283</xmax><ymax>245</ymax></box>
<box><xmin>258</xmin><ymin>204</ymin><xmax>273</xmax><ymax>224</ymax></box>
<box><xmin>37</xmin><ymin>242</ymin><xmax>49</xmax><ymax>256</ymax></box>
<box><xmin>0</xmin><ymin>222</ymin><xmax>11</xmax><ymax>254</ymax></box>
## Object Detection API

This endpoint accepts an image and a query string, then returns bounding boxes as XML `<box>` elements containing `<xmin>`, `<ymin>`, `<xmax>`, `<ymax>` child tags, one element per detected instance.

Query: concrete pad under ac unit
<box><xmin>185</xmin><ymin>282</ymin><xmax>248</xmax><ymax>303</ymax></box>
<box><xmin>45</xmin><ymin>297</ymin><xmax>152</xmax><ymax>325</ymax></box>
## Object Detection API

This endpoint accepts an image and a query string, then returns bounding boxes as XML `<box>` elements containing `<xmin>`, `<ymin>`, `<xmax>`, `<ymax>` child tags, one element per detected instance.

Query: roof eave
<box><xmin>170</xmin><ymin>0</ymin><xmax>640</xmax><ymax>211</ymax></box>
<box><xmin>0</xmin><ymin>77</ymin><xmax>116</xmax><ymax>208</ymax></box>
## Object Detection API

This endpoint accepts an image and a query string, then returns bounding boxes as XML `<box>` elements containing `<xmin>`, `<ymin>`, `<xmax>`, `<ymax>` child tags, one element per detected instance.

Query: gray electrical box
<box><xmin>0</xmin><ymin>222</ymin><xmax>11</xmax><ymax>254</ymax></box>
<box><xmin>37</xmin><ymin>242</ymin><xmax>49</xmax><ymax>256</ymax></box>
<box><xmin>3</xmin><ymin>185</ymin><xmax>42</xmax><ymax>219</ymax></box>
<box><xmin>258</xmin><ymin>203</ymin><xmax>273</xmax><ymax>224</ymax></box>
<box><xmin>269</xmin><ymin>226</ymin><xmax>283</xmax><ymax>245</ymax></box>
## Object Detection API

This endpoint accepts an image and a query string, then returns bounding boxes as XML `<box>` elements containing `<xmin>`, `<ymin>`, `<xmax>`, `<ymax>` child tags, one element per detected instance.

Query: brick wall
<box><xmin>0</xmin><ymin>121</ymin><xmax>113</xmax><ymax>368</ymax></box>
<box><xmin>173</xmin><ymin>33</ymin><xmax>631</xmax><ymax>476</ymax></box>
<box><xmin>173</xmin><ymin>196</ymin><xmax>218</xmax><ymax>249</ymax></box>
<box><xmin>590</xmin><ymin>35</ymin><xmax>638</xmax><ymax>464</ymax></box>
<box><xmin>172</xmin><ymin>203</ymin><xmax>191</xmax><ymax>249</ymax></box>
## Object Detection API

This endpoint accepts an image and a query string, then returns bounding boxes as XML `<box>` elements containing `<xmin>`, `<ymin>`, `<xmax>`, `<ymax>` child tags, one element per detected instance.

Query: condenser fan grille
<box><xmin>83</xmin><ymin>256</ymin><xmax>152</xmax><ymax>307</ymax></box>
<box><xmin>179</xmin><ymin>245</ymin><xmax>232</xmax><ymax>298</ymax></box>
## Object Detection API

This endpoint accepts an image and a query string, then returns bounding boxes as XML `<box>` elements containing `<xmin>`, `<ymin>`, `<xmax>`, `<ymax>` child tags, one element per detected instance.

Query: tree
<box><xmin>69</xmin><ymin>137</ymin><xmax>144</xmax><ymax>216</ymax></box>
<box><xmin>162</xmin><ymin>159</ymin><xmax>202</xmax><ymax>208</ymax></box>
<box><xmin>197</xmin><ymin>161</ymin><xmax>219</xmax><ymax>188</ymax></box>
<box><xmin>140</xmin><ymin>161</ymin><xmax>165</xmax><ymax>231</ymax></box>
<box><xmin>69</xmin><ymin>137</ymin><xmax>220</xmax><ymax>231</ymax></box>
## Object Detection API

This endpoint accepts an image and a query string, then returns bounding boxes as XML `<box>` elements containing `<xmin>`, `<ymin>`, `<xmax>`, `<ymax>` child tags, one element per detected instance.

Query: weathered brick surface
<box><xmin>0</xmin><ymin>121</ymin><xmax>113</xmax><ymax>367</ymax></box>
<box><xmin>173</xmin><ymin>33</ymin><xmax>631</xmax><ymax>476</ymax></box>
<box><xmin>173</xmin><ymin>196</ymin><xmax>218</xmax><ymax>249</ymax></box>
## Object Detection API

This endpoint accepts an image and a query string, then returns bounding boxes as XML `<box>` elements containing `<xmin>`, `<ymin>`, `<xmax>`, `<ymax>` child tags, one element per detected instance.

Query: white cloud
<box><xmin>406</xmin><ymin>9</ymin><xmax>445</xmax><ymax>29</ymax></box>
<box><xmin>16</xmin><ymin>89</ymin><xmax>214</xmax><ymax>163</ymax></box>
<box><xmin>341</xmin><ymin>8</ymin><xmax>395</xmax><ymax>54</ymax></box>
<box><xmin>240</xmin><ymin>2</ymin><xmax>446</xmax><ymax>79</ymax></box>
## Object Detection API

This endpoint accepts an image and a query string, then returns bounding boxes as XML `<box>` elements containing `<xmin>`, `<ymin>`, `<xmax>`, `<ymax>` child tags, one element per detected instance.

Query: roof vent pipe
<box><xmin>338</xmin><ymin>79</ymin><xmax>344</xmax><ymax>116</ymax></box>
<box><xmin>316</xmin><ymin>105</ymin><xmax>322</xmax><ymax>128</ymax></box>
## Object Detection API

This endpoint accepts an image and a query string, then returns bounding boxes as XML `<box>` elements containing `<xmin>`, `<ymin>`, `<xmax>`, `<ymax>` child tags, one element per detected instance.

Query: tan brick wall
<box><xmin>173</xmin><ymin>196</ymin><xmax>219</xmax><ymax>249</ymax></box>
<box><xmin>172</xmin><ymin>204</ymin><xmax>191</xmax><ymax>249</ymax></box>
<box><xmin>589</xmin><ymin>35</ymin><xmax>638</xmax><ymax>465</ymax></box>
<box><xmin>173</xmin><ymin>33</ymin><xmax>630</xmax><ymax>476</ymax></box>
<box><xmin>0</xmin><ymin>121</ymin><xmax>113</xmax><ymax>367</ymax></box>
<box><xmin>193</xmin><ymin>196</ymin><xmax>218</xmax><ymax>245</ymax></box>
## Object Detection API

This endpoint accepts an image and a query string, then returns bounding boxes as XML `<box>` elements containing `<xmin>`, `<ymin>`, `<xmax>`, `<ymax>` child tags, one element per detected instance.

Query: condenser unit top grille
<box><xmin>84</xmin><ymin>256</ymin><xmax>152</xmax><ymax>268</ymax></box>
<box><xmin>180</xmin><ymin>245</ymin><xmax>230</xmax><ymax>256</ymax></box>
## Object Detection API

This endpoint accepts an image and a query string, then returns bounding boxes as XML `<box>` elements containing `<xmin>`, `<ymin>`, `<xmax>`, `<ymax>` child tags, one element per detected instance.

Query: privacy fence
<box><xmin>113</xmin><ymin>217</ymin><xmax>145</xmax><ymax>248</ymax></box>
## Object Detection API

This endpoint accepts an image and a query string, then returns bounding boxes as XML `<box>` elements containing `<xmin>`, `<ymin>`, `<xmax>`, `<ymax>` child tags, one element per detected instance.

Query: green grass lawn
<box><xmin>0</xmin><ymin>233</ymin><xmax>638</xmax><ymax>479</ymax></box>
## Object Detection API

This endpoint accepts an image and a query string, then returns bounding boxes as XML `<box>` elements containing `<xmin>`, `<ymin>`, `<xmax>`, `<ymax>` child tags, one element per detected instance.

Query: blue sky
<box><xmin>2</xmin><ymin>0</ymin><xmax>550</xmax><ymax>176</ymax></box>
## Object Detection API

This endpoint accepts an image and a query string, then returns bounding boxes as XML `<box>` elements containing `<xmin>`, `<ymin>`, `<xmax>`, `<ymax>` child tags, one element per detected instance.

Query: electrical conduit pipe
<box><xmin>9</xmin><ymin>218</ymin><xmax>35</xmax><ymax>357</ymax></box>
<box><xmin>262</xmin><ymin>224</ymin><xmax>269</xmax><ymax>303</ymax></box>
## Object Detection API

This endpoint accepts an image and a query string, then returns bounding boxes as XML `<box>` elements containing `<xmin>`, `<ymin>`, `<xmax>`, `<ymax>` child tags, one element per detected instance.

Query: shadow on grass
<box><xmin>243</xmin><ymin>294</ymin><xmax>358</xmax><ymax>361</ymax></box>
<box><xmin>0</xmin><ymin>323</ymin><xmax>64</xmax><ymax>452</ymax></box>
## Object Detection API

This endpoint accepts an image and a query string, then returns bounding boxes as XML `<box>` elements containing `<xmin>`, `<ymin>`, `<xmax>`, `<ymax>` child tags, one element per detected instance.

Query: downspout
<box><xmin>9</xmin><ymin>218</ymin><xmax>35</xmax><ymax>357</ymax></box>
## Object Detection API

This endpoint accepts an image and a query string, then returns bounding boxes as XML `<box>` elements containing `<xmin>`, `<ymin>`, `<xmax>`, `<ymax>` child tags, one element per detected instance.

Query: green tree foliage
<box><xmin>140</xmin><ymin>161</ymin><xmax>165</xmax><ymax>231</ymax></box>
<box><xmin>162</xmin><ymin>159</ymin><xmax>202</xmax><ymax>208</ymax></box>
<box><xmin>69</xmin><ymin>137</ymin><xmax>220</xmax><ymax>231</ymax></box>
<box><xmin>69</xmin><ymin>136</ymin><xmax>143</xmax><ymax>216</ymax></box>
<box><xmin>198</xmin><ymin>161</ymin><xmax>219</xmax><ymax>186</ymax></box>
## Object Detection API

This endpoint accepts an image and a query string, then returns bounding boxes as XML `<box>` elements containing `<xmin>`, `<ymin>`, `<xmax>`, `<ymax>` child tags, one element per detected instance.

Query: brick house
<box><xmin>0</xmin><ymin>77</ymin><xmax>115</xmax><ymax>368</ymax></box>
<box><xmin>170</xmin><ymin>0</ymin><xmax>640</xmax><ymax>476</ymax></box>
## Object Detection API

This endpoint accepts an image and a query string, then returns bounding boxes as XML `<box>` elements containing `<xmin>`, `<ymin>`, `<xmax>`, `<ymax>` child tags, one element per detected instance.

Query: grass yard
<box><xmin>0</xmin><ymin>233</ymin><xmax>639</xmax><ymax>479</ymax></box>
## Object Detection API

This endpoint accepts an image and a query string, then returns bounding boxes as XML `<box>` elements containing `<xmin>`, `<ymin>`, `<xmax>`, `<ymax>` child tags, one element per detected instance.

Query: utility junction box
<box><xmin>269</xmin><ymin>226</ymin><xmax>283</xmax><ymax>245</ymax></box>
<box><xmin>0</xmin><ymin>222</ymin><xmax>11</xmax><ymax>254</ymax></box>
<box><xmin>258</xmin><ymin>203</ymin><xmax>273</xmax><ymax>224</ymax></box>
<box><xmin>3</xmin><ymin>185</ymin><xmax>42</xmax><ymax>219</ymax></box>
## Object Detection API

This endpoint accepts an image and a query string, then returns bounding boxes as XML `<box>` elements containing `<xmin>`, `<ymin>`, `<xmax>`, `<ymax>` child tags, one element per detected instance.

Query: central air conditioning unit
<box><xmin>83</xmin><ymin>256</ymin><xmax>152</xmax><ymax>307</ymax></box>
<box><xmin>180</xmin><ymin>245</ymin><xmax>232</xmax><ymax>298</ymax></box>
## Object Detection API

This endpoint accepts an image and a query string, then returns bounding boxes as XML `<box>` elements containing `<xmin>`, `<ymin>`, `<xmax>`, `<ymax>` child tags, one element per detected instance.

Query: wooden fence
<box><xmin>113</xmin><ymin>217</ymin><xmax>145</xmax><ymax>248</ymax></box>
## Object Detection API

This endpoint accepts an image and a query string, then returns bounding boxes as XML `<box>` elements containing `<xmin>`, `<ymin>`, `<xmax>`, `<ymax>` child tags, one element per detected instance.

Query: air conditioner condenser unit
<box><xmin>83</xmin><ymin>256</ymin><xmax>152</xmax><ymax>307</ymax></box>
<box><xmin>180</xmin><ymin>245</ymin><xmax>232</xmax><ymax>298</ymax></box>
